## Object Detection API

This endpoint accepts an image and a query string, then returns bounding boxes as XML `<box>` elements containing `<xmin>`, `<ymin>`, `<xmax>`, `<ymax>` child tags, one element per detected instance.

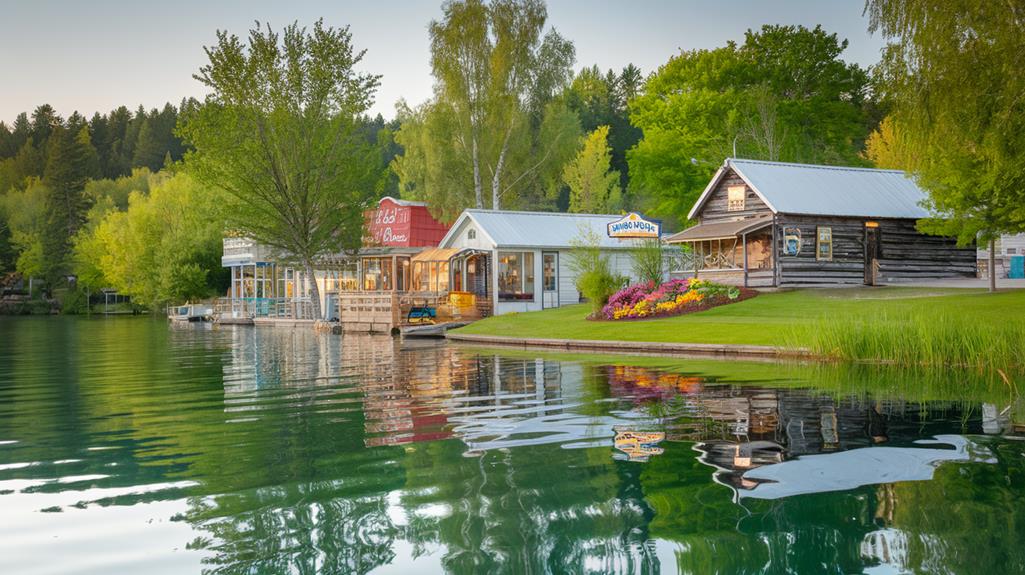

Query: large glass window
<box><xmin>412</xmin><ymin>261</ymin><xmax>450</xmax><ymax>292</ymax></box>
<box><xmin>362</xmin><ymin>257</ymin><xmax>393</xmax><ymax>291</ymax></box>
<box><xmin>498</xmin><ymin>251</ymin><xmax>535</xmax><ymax>301</ymax></box>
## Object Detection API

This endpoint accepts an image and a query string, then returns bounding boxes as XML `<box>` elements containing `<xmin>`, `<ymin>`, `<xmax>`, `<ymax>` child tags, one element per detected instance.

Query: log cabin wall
<box><xmin>698</xmin><ymin>170</ymin><xmax>773</xmax><ymax>224</ymax></box>
<box><xmin>774</xmin><ymin>215</ymin><xmax>977</xmax><ymax>285</ymax></box>
<box><xmin>776</xmin><ymin>215</ymin><xmax>866</xmax><ymax>285</ymax></box>
<box><xmin>875</xmin><ymin>219</ymin><xmax>976</xmax><ymax>281</ymax></box>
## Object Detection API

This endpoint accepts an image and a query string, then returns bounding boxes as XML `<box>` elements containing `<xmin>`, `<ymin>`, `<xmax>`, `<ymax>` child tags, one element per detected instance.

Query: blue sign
<box><xmin>607</xmin><ymin>213</ymin><xmax>662</xmax><ymax>239</ymax></box>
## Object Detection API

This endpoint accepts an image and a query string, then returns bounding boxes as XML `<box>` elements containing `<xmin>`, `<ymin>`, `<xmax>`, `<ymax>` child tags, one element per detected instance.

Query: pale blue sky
<box><xmin>0</xmin><ymin>0</ymin><xmax>884</xmax><ymax>123</ymax></box>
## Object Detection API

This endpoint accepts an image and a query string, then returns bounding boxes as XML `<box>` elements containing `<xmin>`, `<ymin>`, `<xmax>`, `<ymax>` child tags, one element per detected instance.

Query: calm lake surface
<box><xmin>2</xmin><ymin>317</ymin><xmax>1024</xmax><ymax>575</ymax></box>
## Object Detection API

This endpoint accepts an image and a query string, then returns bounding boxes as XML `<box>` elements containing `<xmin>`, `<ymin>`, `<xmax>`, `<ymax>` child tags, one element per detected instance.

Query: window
<box><xmin>542</xmin><ymin>253</ymin><xmax>557</xmax><ymax>291</ymax></box>
<box><xmin>468</xmin><ymin>229</ymin><xmax>476</xmax><ymax>240</ymax></box>
<box><xmin>1009</xmin><ymin>248</ymin><xmax>1018</xmax><ymax>255</ymax></box>
<box><xmin>498</xmin><ymin>251</ymin><xmax>535</xmax><ymax>301</ymax></box>
<box><xmin>411</xmin><ymin>261</ymin><xmax>450</xmax><ymax>292</ymax></box>
<box><xmin>816</xmin><ymin>227</ymin><xmax>833</xmax><ymax>261</ymax></box>
<box><xmin>362</xmin><ymin>257</ymin><xmax>393</xmax><ymax>291</ymax></box>
<box><xmin>727</xmin><ymin>185</ymin><xmax>746</xmax><ymax>211</ymax></box>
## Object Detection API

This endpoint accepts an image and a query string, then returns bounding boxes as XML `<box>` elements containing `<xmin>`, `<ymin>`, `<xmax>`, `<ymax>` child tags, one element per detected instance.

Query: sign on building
<box><xmin>607</xmin><ymin>212</ymin><xmax>662</xmax><ymax>239</ymax></box>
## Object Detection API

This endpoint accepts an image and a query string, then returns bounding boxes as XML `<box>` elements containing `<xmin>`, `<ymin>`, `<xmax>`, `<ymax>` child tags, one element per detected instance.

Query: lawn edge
<box><xmin>445</xmin><ymin>332</ymin><xmax>811</xmax><ymax>361</ymax></box>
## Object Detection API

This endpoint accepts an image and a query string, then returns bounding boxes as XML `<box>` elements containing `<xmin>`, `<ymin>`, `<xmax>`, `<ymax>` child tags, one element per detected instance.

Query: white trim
<box><xmin>438</xmin><ymin>212</ymin><xmax>498</xmax><ymax>250</ymax></box>
<box><xmin>686</xmin><ymin>159</ymin><xmax>780</xmax><ymax>220</ymax></box>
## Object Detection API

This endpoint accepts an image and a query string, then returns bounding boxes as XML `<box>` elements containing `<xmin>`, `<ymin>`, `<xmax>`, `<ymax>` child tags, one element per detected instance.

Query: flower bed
<box><xmin>599</xmin><ymin>278</ymin><xmax>756</xmax><ymax>320</ymax></box>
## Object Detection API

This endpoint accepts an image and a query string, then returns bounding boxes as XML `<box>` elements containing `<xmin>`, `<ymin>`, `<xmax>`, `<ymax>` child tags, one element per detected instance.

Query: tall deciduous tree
<box><xmin>393</xmin><ymin>0</ymin><xmax>580</xmax><ymax>218</ymax></box>
<box><xmin>867</xmin><ymin>0</ymin><xmax>1025</xmax><ymax>292</ymax></box>
<box><xmin>180</xmin><ymin>20</ymin><xmax>383</xmax><ymax>319</ymax></box>
<box><xmin>628</xmin><ymin>25</ymin><xmax>874</xmax><ymax>224</ymax></box>
<box><xmin>563</xmin><ymin>125</ymin><xmax>621</xmax><ymax>213</ymax></box>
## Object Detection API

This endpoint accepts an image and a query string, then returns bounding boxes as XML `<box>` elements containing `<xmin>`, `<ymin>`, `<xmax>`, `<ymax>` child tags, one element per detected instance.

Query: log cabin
<box><xmin>666</xmin><ymin>158</ymin><xmax>977</xmax><ymax>287</ymax></box>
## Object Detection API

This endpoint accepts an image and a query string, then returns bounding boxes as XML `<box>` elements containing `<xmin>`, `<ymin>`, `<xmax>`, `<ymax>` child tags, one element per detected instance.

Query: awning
<box><xmin>666</xmin><ymin>215</ymin><xmax>773</xmax><ymax>243</ymax></box>
<box><xmin>411</xmin><ymin>247</ymin><xmax>464</xmax><ymax>263</ymax></box>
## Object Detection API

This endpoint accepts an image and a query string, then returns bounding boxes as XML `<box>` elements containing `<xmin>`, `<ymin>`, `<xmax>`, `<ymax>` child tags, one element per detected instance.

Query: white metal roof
<box><xmin>688</xmin><ymin>158</ymin><xmax>931</xmax><ymax>220</ymax></box>
<box><xmin>439</xmin><ymin>209</ymin><xmax>640</xmax><ymax>249</ymax></box>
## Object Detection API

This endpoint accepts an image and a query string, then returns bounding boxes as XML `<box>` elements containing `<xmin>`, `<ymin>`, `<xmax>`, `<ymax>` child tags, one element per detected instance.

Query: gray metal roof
<box><xmin>456</xmin><ymin>209</ymin><xmax>639</xmax><ymax>249</ymax></box>
<box><xmin>689</xmin><ymin>159</ymin><xmax>931</xmax><ymax>220</ymax></box>
<box><xmin>667</xmin><ymin>214</ymin><xmax>772</xmax><ymax>242</ymax></box>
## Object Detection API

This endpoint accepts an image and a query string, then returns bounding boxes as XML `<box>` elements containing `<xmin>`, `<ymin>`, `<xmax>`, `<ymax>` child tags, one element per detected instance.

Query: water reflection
<box><xmin>1</xmin><ymin>318</ymin><xmax>1025</xmax><ymax>574</ymax></box>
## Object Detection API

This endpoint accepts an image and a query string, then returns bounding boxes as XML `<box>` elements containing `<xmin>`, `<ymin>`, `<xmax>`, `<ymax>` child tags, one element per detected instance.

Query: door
<box><xmin>864</xmin><ymin>226</ymin><xmax>880</xmax><ymax>285</ymax></box>
<box><xmin>542</xmin><ymin>252</ymin><xmax>559</xmax><ymax>308</ymax></box>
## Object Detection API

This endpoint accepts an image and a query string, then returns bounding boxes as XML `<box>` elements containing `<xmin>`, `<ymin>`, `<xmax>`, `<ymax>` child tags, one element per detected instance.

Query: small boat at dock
<box><xmin>167</xmin><ymin>303</ymin><xmax>214</xmax><ymax>323</ymax></box>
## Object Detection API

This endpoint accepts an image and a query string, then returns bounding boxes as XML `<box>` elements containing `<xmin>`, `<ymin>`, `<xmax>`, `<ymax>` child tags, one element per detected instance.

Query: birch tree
<box><xmin>393</xmin><ymin>0</ymin><xmax>579</xmax><ymax>217</ymax></box>
<box><xmin>180</xmin><ymin>20</ymin><xmax>383</xmax><ymax>319</ymax></box>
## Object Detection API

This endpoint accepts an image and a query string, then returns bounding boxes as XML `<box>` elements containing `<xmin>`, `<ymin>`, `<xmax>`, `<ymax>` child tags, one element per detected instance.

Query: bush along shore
<box><xmin>452</xmin><ymin>287</ymin><xmax>1025</xmax><ymax>374</ymax></box>
<box><xmin>599</xmin><ymin>279</ymin><xmax>756</xmax><ymax>321</ymax></box>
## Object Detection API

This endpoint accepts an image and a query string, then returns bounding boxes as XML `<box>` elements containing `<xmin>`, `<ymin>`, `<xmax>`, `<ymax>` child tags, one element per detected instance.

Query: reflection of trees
<box><xmin>873</xmin><ymin>437</ymin><xmax>1025</xmax><ymax>573</ymax></box>
<box><xmin>398</xmin><ymin>439</ymin><xmax>659</xmax><ymax>573</ymax></box>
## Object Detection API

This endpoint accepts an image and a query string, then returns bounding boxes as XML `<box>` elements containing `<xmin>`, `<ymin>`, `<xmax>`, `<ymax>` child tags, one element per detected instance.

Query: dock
<box><xmin>399</xmin><ymin>321</ymin><xmax>471</xmax><ymax>338</ymax></box>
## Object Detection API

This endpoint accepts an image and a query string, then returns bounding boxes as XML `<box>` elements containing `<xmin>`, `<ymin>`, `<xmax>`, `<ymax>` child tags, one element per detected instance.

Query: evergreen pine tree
<box><xmin>41</xmin><ymin>124</ymin><xmax>93</xmax><ymax>281</ymax></box>
<box><xmin>122</xmin><ymin>106</ymin><xmax>146</xmax><ymax>171</ymax></box>
<box><xmin>106</xmin><ymin>106</ymin><xmax>132</xmax><ymax>178</ymax></box>
<box><xmin>89</xmin><ymin>112</ymin><xmax>111</xmax><ymax>177</ymax></box>
<box><xmin>30</xmin><ymin>104</ymin><xmax>60</xmax><ymax>148</ymax></box>
<box><xmin>132</xmin><ymin>113</ymin><xmax>165</xmax><ymax>171</ymax></box>
<box><xmin>11</xmin><ymin>113</ymin><xmax>31</xmax><ymax>152</ymax></box>
<box><xmin>0</xmin><ymin>122</ymin><xmax>13</xmax><ymax>158</ymax></box>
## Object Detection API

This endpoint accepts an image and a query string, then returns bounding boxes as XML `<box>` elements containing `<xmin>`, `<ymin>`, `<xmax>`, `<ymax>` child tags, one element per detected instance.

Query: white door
<box><xmin>542</xmin><ymin>252</ymin><xmax>559</xmax><ymax>308</ymax></box>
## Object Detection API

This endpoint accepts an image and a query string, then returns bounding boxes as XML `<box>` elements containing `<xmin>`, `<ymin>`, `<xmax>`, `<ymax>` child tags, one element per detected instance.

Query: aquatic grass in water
<box><xmin>797</xmin><ymin>311</ymin><xmax>1025</xmax><ymax>371</ymax></box>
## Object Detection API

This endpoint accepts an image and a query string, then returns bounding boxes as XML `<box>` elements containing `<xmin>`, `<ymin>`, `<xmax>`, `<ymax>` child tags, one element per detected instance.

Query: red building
<box><xmin>365</xmin><ymin>196</ymin><xmax>450</xmax><ymax>248</ymax></box>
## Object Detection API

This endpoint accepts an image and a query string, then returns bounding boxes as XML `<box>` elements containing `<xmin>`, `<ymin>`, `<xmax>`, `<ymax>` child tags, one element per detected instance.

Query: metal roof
<box><xmin>688</xmin><ymin>159</ymin><xmax>931</xmax><ymax>220</ymax></box>
<box><xmin>445</xmin><ymin>209</ymin><xmax>641</xmax><ymax>249</ymax></box>
<box><xmin>666</xmin><ymin>214</ymin><xmax>773</xmax><ymax>243</ymax></box>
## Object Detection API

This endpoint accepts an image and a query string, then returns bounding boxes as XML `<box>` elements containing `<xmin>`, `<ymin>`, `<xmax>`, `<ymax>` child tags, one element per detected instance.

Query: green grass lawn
<box><xmin>454</xmin><ymin>287</ymin><xmax>1025</xmax><ymax>347</ymax></box>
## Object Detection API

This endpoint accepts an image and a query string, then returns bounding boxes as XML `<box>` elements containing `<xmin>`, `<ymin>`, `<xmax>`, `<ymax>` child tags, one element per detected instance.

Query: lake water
<box><xmin>1</xmin><ymin>317</ymin><xmax>1024</xmax><ymax>574</ymax></box>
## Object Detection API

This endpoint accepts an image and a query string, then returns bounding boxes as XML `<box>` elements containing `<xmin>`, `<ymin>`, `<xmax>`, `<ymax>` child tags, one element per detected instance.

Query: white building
<box><xmin>438</xmin><ymin>209</ymin><xmax>660</xmax><ymax>315</ymax></box>
<box><xmin>978</xmin><ymin>233</ymin><xmax>1025</xmax><ymax>278</ymax></box>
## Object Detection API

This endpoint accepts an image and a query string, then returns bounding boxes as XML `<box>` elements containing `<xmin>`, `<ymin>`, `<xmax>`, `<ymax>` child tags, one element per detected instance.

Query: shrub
<box><xmin>630</xmin><ymin>238</ymin><xmax>667</xmax><ymax>285</ymax></box>
<box><xmin>602</xmin><ymin>278</ymin><xmax>742</xmax><ymax>320</ymax></box>
<box><xmin>569</xmin><ymin>226</ymin><xmax>627</xmax><ymax>316</ymax></box>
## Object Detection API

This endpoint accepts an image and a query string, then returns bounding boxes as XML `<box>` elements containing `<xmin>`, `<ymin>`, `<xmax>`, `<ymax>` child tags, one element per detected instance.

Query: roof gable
<box><xmin>689</xmin><ymin>159</ymin><xmax>931</xmax><ymax>220</ymax></box>
<box><xmin>441</xmin><ymin>209</ymin><xmax>641</xmax><ymax>250</ymax></box>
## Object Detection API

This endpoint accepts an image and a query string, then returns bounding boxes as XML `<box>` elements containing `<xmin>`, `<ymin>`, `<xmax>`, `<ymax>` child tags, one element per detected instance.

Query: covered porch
<box><xmin>667</xmin><ymin>215</ymin><xmax>776</xmax><ymax>287</ymax></box>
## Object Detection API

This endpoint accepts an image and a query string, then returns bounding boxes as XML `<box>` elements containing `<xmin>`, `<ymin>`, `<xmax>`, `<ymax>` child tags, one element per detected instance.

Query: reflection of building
<box><xmin>603</xmin><ymin>363</ymin><xmax>1010</xmax><ymax>499</ymax></box>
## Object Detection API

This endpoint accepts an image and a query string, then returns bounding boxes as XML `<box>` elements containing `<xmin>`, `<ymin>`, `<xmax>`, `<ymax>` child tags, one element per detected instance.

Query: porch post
<box><xmin>742</xmin><ymin>232</ymin><xmax>748</xmax><ymax>288</ymax></box>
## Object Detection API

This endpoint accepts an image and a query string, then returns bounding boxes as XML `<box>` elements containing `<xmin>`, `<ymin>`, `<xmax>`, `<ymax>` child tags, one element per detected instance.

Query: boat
<box><xmin>167</xmin><ymin>302</ymin><xmax>214</xmax><ymax>323</ymax></box>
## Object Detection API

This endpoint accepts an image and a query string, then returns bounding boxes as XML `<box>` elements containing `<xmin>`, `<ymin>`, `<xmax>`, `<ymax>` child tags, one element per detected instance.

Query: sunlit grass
<box><xmin>455</xmin><ymin>287</ymin><xmax>1025</xmax><ymax>369</ymax></box>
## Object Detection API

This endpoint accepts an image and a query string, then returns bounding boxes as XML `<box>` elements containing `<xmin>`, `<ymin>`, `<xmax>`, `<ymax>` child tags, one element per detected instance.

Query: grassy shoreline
<box><xmin>454</xmin><ymin>287</ymin><xmax>1025</xmax><ymax>370</ymax></box>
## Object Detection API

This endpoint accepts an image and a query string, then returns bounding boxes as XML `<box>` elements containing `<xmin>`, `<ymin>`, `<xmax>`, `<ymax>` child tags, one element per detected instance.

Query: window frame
<box><xmin>816</xmin><ymin>227</ymin><xmax>833</xmax><ymax>261</ymax></box>
<box><xmin>497</xmin><ymin>251</ymin><xmax>536</xmax><ymax>302</ymax></box>
<box><xmin>726</xmin><ymin>185</ymin><xmax>746</xmax><ymax>212</ymax></box>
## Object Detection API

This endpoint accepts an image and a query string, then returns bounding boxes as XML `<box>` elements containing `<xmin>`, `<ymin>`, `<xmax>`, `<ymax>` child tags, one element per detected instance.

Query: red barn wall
<box><xmin>365</xmin><ymin>197</ymin><xmax>450</xmax><ymax>247</ymax></box>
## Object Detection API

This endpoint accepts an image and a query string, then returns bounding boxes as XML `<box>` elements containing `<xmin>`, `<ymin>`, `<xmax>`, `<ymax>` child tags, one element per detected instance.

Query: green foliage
<box><xmin>567</xmin><ymin>226</ymin><xmax>626</xmax><ymax>316</ymax></box>
<box><xmin>800</xmin><ymin>312</ymin><xmax>1025</xmax><ymax>372</ymax></box>
<box><xmin>867</xmin><ymin>0</ymin><xmax>1025</xmax><ymax>267</ymax></box>
<box><xmin>83</xmin><ymin>168</ymin><xmax>152</xmax><ymax>210</ymax></box>
<box><xmin>563</xmin><ymin>64</ymin><xmax>643</xmax><ymax>201</ymax></box>
<box><xmin>2</xmin><ymin>180</ymin><xmax>50</xmax><ymax>279</ymax></box>
<box><xmin>628</xmin><ymin>25</ymin><xmax>875</xmax><ymax>224</ymax></box>
<box><xmin>629</xmin><ymin>238</ymin><xmax>666</xmax><ymax>285</ymax></box>
<box><xmin>179</xmin><ymin>20</ymin><xmax>384</xmax><ymax>319</ymax></box>
<box><xmin>41</xmin><ymin>123</ymin><xmax>95</xmax><ymax>283</ymax></box>
<box><xmin>393</xmin><ymin>0</ymin><xmax>581</xmax><ymax>217</ymax></box>
<box><xmin>75</xmin><ymin>172</ymin><xmax>226</xmax><ymax>308</ymax></box>
<box><xmin>563</xmin><ymin>125</ymin><xmax>621</xmax><ymax>213</ymax></box>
